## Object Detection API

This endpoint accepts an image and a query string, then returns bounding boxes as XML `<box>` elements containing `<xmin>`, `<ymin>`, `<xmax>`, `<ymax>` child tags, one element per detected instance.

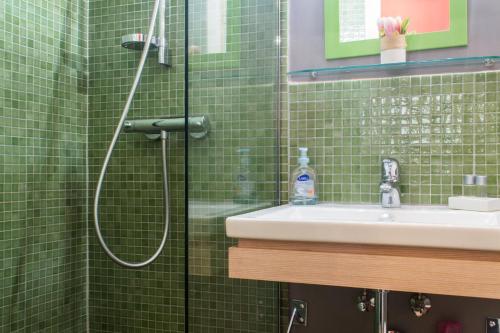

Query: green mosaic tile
<box><xmin>88</xmin><ymin>0</ymin><xmax>186</xmax><ymax>331</ymax></box>
<box><xmin>0</xmin><ymin>0</ymin><xmax>88</xmax><ymax>332</ymax></box>
<box><xmin>286</xmin><ymin>70</ymin><xmax>500</xmax><ymax>206</ymax></box>
<box><xmin>11</xmin><ymin>0</ymin><xmax>500</xmax><ymax>332</ymax></box>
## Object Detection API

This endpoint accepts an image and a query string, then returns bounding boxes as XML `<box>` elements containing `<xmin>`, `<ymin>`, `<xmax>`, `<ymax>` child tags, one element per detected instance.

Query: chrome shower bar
<box><xmin>123</xmin><ymin>116</ymin><xmax>210</xmax><ymax>139</ymax></box>
<box><xmin>158</xmin><ymin>0</ymin><xmax>169</xmax><ymax>66</ymax></box>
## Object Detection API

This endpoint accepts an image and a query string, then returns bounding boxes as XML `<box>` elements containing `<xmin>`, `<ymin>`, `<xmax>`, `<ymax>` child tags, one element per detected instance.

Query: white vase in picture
<box><xmin>380</xmin><ymin>34</ymin><xmax>407</xmax><ymax>64</ymax></box>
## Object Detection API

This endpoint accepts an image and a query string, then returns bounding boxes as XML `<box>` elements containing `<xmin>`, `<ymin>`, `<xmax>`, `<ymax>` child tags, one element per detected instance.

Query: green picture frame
<box><xmin>324</xmin><ymin>0</ymin><xmax>468</xmax><ymax>60</ymax></box>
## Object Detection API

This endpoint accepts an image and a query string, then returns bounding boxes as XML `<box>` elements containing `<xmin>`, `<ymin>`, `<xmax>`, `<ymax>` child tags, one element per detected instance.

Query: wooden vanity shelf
<box><xmin>229</xmin><ymin>239</ymin><xmax>500</xmax><ymax>300</ymax></box>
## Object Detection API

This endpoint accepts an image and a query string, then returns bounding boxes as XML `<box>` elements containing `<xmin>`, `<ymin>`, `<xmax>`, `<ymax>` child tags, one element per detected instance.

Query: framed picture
<box><xmin>324</xmin><ymin>0</ymin><xmax>468</xmax><ymax>59</ymax></box>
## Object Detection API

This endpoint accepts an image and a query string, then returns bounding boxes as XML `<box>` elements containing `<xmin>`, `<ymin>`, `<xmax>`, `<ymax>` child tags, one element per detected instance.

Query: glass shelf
<box><xmin>288</xmin><ymin>56</ymin><xmax>500</xmax><ymax>78</ymax></box>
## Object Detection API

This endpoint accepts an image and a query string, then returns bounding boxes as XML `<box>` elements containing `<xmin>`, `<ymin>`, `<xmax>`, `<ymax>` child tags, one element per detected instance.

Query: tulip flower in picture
<box><xmin>377</xmin><ymin>16</ymin><xmax>410</xmax><ymax>37</ymax></box>
<box><xmin>377</xmin><ymin>16</ymin><xmax>410</xmax><ymax>64</ymax></box>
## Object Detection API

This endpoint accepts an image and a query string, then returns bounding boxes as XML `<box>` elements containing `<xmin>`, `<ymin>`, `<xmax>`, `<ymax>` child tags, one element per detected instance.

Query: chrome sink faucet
<box><xmin>380</xmin><ymin>158</ymin><xmax>401</xmax><ymax>208</ymax></box>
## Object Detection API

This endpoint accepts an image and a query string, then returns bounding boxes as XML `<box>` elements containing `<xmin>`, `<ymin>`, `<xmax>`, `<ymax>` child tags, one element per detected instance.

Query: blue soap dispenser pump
<box><xmin>289</xmin><ymin>147</ymin><xmax>318</xmax><ymax>205</ymax></box>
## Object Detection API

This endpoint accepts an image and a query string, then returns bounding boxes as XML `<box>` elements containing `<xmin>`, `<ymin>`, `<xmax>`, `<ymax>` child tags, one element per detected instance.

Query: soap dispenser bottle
<box><xmin>289</xmin><ymin>147</ymin><xmax>318</xmax><ymax>205</ymax></box>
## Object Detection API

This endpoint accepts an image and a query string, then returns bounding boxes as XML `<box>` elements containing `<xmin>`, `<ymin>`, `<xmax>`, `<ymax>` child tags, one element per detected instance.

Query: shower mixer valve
<box><xmin>123</xmin><ymin>116</ymin><xmax>210</xmax><ymax>140</ymax></box>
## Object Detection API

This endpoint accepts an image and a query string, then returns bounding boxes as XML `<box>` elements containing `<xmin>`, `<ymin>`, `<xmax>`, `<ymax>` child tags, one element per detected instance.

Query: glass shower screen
<box><xmin>187</xmin><ymin>0</ymin><xmax>281</xmax><ymax>331</ymax></box>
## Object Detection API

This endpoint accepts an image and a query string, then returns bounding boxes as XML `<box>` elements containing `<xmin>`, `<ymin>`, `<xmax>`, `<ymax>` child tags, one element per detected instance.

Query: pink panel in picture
<box><xmin>381</xmin><ymin>0</ymin><xmax>450</xmax><ymax>34</ymax></box>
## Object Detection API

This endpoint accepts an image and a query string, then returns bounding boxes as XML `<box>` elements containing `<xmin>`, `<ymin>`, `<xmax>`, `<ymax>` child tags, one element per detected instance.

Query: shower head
<box><xmin>121</xmin><ymin>33</ymin><xmax>159</xmax><ymax>50</ymax></box>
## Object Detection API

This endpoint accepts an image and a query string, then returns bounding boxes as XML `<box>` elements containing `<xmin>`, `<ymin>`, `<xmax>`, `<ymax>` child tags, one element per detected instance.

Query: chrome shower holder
<box><xmin>121</xmin><ymin>33</ymin><xmax>170</xmax><ymax>67</ymax></box>
<box><xmin>122</xmin><ymin>32</ymin><xmax>171</xmax><ymax>67</ymax></box>
<box><xmin>122</xmin><ymin>33</ymin><xmax>160</xmax><ymax>50</ymax></box>
<box><xmin>121</xmin><ymin>0</ymin><xmax>170</xmax><ymax>67</ymax></box>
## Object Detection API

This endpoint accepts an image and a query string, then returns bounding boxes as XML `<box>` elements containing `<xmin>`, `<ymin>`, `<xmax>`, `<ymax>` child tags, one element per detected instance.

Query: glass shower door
<box><xmin>187</xmin><ymin>0</ymin><xmax>281</xmax><ymax>331</ymax></box>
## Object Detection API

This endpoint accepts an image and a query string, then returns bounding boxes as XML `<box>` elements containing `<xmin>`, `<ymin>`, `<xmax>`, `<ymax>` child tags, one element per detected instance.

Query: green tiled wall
<box><xmin>0</xmin><ymin>0</ymin><xmax>88</xmax><ymax>332</ymax></box>
<box><xmin>88</xmin><ymin>0</ymin><xmax>186</xmax><ymax>332</ymax></box>
<box><xmin>10</xmin><ymin>0</ymin><xmax>500</xmax><ymax>332</ymax></box>
<box><xmin>286</xmin><ymin>72</ymin><xmax>500</xmax><ymax>205</ymax></box>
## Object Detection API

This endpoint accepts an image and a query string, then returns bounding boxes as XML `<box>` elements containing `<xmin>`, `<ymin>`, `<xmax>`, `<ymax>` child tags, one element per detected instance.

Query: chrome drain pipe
<box><xmin>375</xmin><ymin>290</ymin><xmax>388</xmax><ymax>333</ymax></box>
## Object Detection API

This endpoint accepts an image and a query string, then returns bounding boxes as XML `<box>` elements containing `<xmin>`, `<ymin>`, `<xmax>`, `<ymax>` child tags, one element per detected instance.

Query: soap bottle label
<box><xmin>294</xmin><ymin>174</ymin><xmax>315</xmax><ymax>198</ymax></box>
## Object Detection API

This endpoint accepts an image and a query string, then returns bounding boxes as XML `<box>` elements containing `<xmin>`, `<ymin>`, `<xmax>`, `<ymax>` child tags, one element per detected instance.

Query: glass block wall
<box><xmin>0</xmin><ymin>0</ymin><xmax>88</xmax><ymax>332</ymax></box>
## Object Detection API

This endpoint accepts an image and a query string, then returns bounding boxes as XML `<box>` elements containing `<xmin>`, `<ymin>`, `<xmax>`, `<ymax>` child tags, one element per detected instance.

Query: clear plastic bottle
<box><xmin>289</xmin><ymin>147</ymin><xmax>318</xmax><ymax>205</ymax></box>
<box><xmin>234</xmin><ymin>148</ymin><xmax>256</xmax><ymax>203</ymax></box>
<box><xmin>462</xmin><ymin>174</ymin><xmax>476</xmax><ymax>197</ymax></box>
<box><xmin>475</xmin><ymin>175</ymin><xmax>488</xmax><ymax>198</ymax></box>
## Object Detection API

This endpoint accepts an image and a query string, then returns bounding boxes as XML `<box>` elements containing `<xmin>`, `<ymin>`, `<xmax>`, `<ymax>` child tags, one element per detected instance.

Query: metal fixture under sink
<box><xmin>356</xmin><ymin>289</ymin><xmax>390</xmax><ymax>333</ymax></box>
<box><xmin>356</xmin><ymin>289</ymin><xmax>432</xmax><ymax>333</ymax></box>
<box><xmin>380</xmin><ymin>158</ymin><xmax>401</xmax><ymax>208</ymax></box>
<box><xmin>356</xmin><ymin>289</ymin><xmax>388</xmax><ymax>333</ymax></box>
<box><xmin>487</xmin><ymin>318</ymin><xmax>500</xmax><ymax>333</ymax></box>
<box><xmin>357</xmin><ymin>289</ymin><xmax>376</xmax><ymax>312</ymax></box>
<box><xmin>409</xmin><ymin>293</ymin><xmax>432</xmax><ymax>317</ymax></box>
<box><xmin>375</xmin><ymin>290</ymin><xmax>389</xmax><ymax>333</ymax></box>
<box><xmin>287</xmin><ymin>300</ymin><xmax>307</xmax><ymax>333</ymax></box>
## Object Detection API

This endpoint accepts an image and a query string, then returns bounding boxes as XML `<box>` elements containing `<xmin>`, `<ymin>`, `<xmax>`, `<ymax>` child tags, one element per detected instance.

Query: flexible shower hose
<box><xmin>94</xmin><ymin>0</ymin><xmax>170</xmax><ymax>268</ymax></box>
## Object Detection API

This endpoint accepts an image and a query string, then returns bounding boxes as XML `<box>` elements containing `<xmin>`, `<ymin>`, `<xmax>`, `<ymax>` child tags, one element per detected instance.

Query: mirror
<box><xmin>325</xmin><ymin>0</ymin><xmax>468</xmax><ymax>59</ymax></box>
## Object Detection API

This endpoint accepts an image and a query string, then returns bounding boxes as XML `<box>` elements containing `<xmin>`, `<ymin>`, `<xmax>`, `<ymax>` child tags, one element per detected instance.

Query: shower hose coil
<box><xmin>94</xmin><ymin>0</ymin><xmax>170</xmax><ymax>268</ymax></box>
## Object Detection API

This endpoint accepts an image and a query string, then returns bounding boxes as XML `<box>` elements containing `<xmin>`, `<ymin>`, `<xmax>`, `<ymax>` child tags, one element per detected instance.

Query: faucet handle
<box><xmin>381</xmin><ymin>158</ymin><xmax>399</xmax><ymax>183</ymax></box>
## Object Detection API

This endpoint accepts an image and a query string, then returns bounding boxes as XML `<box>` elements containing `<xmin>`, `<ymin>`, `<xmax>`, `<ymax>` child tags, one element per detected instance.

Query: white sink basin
<box><xmin>225</xmin><ymin>204</ymin><xmax>500</xmax><ymax>251</ymax></box>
